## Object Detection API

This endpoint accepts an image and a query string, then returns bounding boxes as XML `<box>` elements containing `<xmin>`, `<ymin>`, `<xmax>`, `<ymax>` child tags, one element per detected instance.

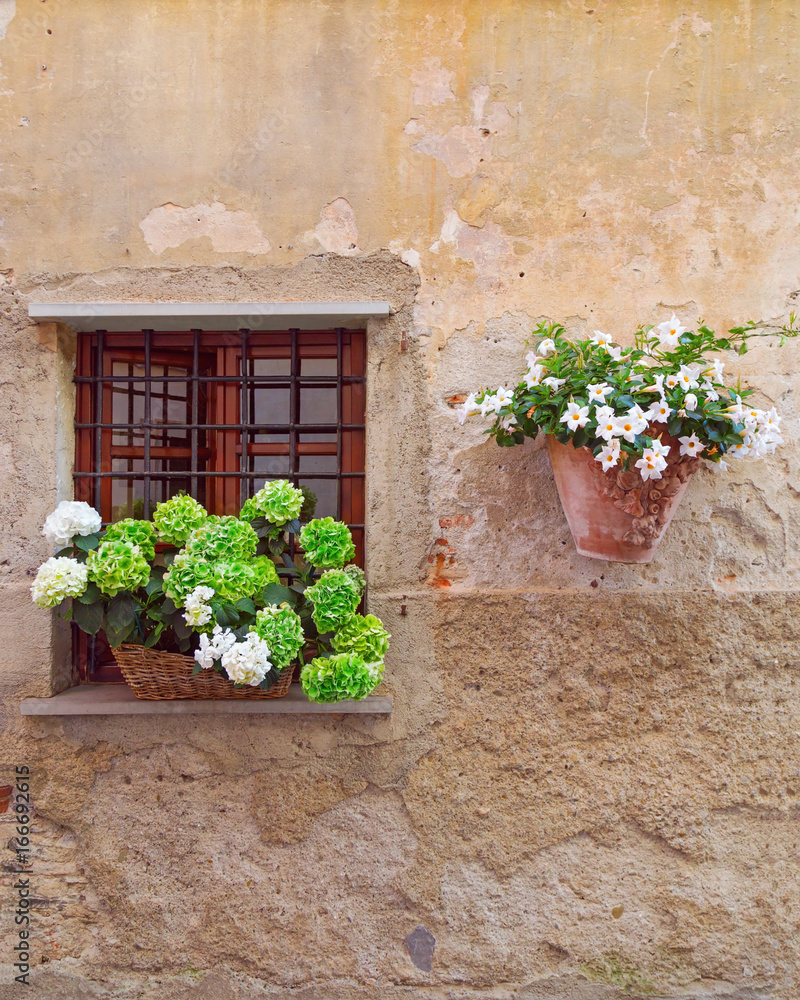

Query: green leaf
<box><xmin>71</xmin><ymin>600</ymin><xmax>104</xmax><ymax>636</ymax></box>
<box><xmin>287</xmin><ymin>519</ymin><xmax>301</xmax><ymax>534</ymax></box>
<box><xmin>263</xmin><ymin>583</ymin><xmax>297</xmax><ymax>606</ymax></box>
<box><xmin>161</xmin><ymin>597</ymin><xmax>177</xmax><ymax>615</ymax></box>
<box><xmin>145</xmin><ymin>575</ymin><xmax>164</xmax><ymax>597</ymax></box>
<box><xmin>215</xmin><ymin>604</ymin><xmax>238</xmax><ymax>627</ymax></box>
<box><xmin>268</xmin><ymin>538</ymin><xmax>286</xmax><ymax>557</ymax></box>
<box><xmin>738</xmin><ymin>343</ymin><xmax>748</xmax><ymax>355</ymax></box>
<box><xmin>172</xmin><ymin>615</ymin><xmax>192</xmax><ymax>640</ymax></box>
<box><xmin>73</xmin><ymin>533</ymin><xmax>101</xmax><ymax>552</ymax></box>
<box><xmin>235</xmin><ymin>597</ymin><xmax>256</xmax><ymax>616</ymax></box>
<box><xmin>107</xmin><ymin>593</ymin><xmax>137</xmax><ymax>634</ymax></box>
<box><xmin>192</xmin><ymin>662</ymin><xmax>203</xmax><ymax>675</ymax></box>
<box><xmin>76</xmin><ymin>581</ymin><xmax>103</xmax><ymax>604</ymax></box>
<box><xmin>104</xmin><ymin>618</ymin><xmax>137</xmax><ymax>648</ymax></box>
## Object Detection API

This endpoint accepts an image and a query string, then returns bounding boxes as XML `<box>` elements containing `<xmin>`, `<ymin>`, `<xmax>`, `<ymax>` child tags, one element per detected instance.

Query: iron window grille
<box><xmin>73</xmin><ymin>327</ymin><xmax>366</xmax><ymax>681</ymax></box>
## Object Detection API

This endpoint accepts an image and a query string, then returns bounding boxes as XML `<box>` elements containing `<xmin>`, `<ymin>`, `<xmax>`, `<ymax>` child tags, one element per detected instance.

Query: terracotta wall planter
<box><xmin>547</xmin><ymin>434</ymin><xmax>700</xmax><ymax>563</ymax></box>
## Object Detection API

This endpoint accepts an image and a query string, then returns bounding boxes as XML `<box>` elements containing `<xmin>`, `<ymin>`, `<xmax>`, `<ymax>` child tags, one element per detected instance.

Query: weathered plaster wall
<box><xmin>0</xmin><ymin>1</ymin><xmax>799</xmax><ymax>998</ymax></box>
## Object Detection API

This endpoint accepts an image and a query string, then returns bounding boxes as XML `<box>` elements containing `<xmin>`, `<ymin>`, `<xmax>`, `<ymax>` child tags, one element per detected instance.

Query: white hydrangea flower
<box><xmin>30</xmin><ymin>557</ymin><xmax>89</xmax><ymax>608</ymax></box>
<box><xmin>183</xmin><ymin>585</ymin><xmax>215</xmax><ymax>627</ymax></box>
<box><xmin>42</xmin><ymin>501</ymin><xmax>102</xmax><ymax>549</ymax></box>
<box><xmin>194</xmin><ymin>624</ymin><xmax>237</xmax><ymax>670</ymax></box>
<box><xmin>220</xmin><ymin>632</ymin><xmax>272</xmax><ymax>687</ymax></box>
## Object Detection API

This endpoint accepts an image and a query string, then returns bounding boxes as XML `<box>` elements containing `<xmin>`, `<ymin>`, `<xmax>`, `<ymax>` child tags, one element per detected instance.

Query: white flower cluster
<box><xmin>30</xmin><ymin>556</ymin><xmax>88</xmax><ymax>608</ymax></box>
<box><xmin>182</xmin><ymin>585</ymin><xmax>215</xmax><ymax>627</ymax></box>
<box><xmin>220</xmin><ymin>632</ymin><xmax>273</xmax><ymax>687</ymax></box>
<box><xmin>42</xmin><ymin>501</ymin><xmax>102</xmax><ymax>549</ymax></box>
<box><xmin>193</xmin><ymin>625</ymin><xmax>273</xmax><ymax>687</ymax></box>
<box><xmin>194</xmin><ymin>624</ymin><xmax>237</xmax><ymax>669</ymax></box>
<box><xmin>725</xmin><ymin>398</ymin><xmax>783</xmax><ymax>462</ymax></box>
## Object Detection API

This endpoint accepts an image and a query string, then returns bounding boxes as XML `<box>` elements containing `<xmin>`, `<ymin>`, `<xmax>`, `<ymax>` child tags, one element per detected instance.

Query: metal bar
<box><xmin>74</xmin><ymin>471</ymin><xmax>365</xmax><ymax>479</ymax></box>
<box><xmin>240</xmin><ymin>329</ymin><xmax>250</xmax><ymax>508</ymax></box>
<box><xmin>74</xmin><ymin>375</ymin><xmax>364</xmax><ymax>385</ymax></box>
<box><xmin>75</xmin><ymin>422</ymin><xmax>365</xmax><ymax>431</ymax></box>
<box><xmin>191</xmin><ymin>329</ymin><xmax>199</xmax><ymax>498</ymax></box>
<box><xmin>93</xmin><ymin>331</ymin><xmax>105</xmax><ymax>511</ymax></box>
<box><xmin>143</xmin><ymin>329</ymin><xmax>153</xmax><ymax>517</ymax></box>
<box><xmin>336</xmin><ymin>326</ymin><xmax>343</xmax><ymax>521</ymax></box>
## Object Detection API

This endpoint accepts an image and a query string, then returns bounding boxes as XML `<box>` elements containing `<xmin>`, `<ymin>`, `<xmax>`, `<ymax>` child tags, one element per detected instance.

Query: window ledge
<box><xmin>28</xmin><ymin>301</ymin><xmax>392</xmax><ymax>332</ymax></box>
<box><xmin>20</xmin><ymin>685</ymin><xmax>393</xmax><ymax>716</ymax></box>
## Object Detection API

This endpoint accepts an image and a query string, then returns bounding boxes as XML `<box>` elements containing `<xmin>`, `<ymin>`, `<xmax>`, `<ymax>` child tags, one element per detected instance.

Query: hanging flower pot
<box><xmin>546</xmin><ymin>433</ymin><xmax>700</xmax><ymax>562</ymax></box>
<box><xmin>456</xmin><ymin>313</ymin><xmax>798</xmax><ymax>562</ymax></box>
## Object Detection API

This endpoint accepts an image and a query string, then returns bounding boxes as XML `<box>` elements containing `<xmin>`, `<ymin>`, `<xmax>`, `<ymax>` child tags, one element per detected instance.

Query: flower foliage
<box><xmin>86</xmin><ymin>540</ymin><xmax>150</xmax><ymax>597</ymax></box>
<box><xmin>184</xmin><ymin>516</ymin><xmax>258</xmax><ymax>560</ymax></box>
<box><xmin>42</xmin><ymin>501</ymin><xmax>102</xmax><ymax>548</ymax></box>
<box><xmin>331</xmin><ymin>613</ymin><xmax>390</xmax><ymax>662</ymax></box>
<box><xmin>251</xmin><ymin>604</ymin><xmax>305</xmax><ymax>670</ymax></box>
<box><xmin>153</xmin><ymin>494</ymin><xmax>207</xmax><ymax>546</ymax></box>
<box><xmin>300</xmin><ymin>652</ymin><xmax>384</xmax><ymax>703</ymax></box>
<box><xmin>304</xmin><ymin>569</ymin><xmax>362</xmax><ymax>634</ymax></box>
<box><xmin>31</xmin><ymin>557</ymin><xmax>88</xmax><ymax>608</ymax></box>
<box><xmin>239</xmin><ymin>480</ymin><xmax>304</xmax><ymax>527</ymax></box>
<box><xmin>458</xmin><ymin>315</ymin><xmax>798</xmax><ymax>478</ymax></box>
<box><xmin>299</xmin><ymin>517</ymin><xmax>356</xmax><ymax>569</ymax></box>
<box><xmin>103</xmin><ymin>519</ymin><xmax>156</xmax><ymax>561</ymax></box>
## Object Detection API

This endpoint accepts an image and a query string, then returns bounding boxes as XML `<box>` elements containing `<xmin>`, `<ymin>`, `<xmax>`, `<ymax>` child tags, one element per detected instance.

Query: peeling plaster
<box><xmin>413</xmin><ymin>125</ymin><xmax>493</xmax><ymax>178</ymax></box>
<box><xmin>312</xmin><ymin>197</ymin><xmax>361</xmax><ymax>255</ymax></box>
<box><xmin>138</xmin><ymin>202</ymin><xmax>271</xmax><ymax>255</ymax></box>
<box><xmin>0</xmin><ymin>0</ymin><xmax>15</xmax><ymax>42</ymax></box>
<box><xmin>411</xmin><ymin>58</ymin><xmax>455</xmax><ymax>106</ymax></box>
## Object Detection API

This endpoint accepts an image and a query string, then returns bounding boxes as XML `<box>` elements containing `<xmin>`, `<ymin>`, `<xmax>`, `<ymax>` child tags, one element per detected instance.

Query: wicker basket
<box><xmin>114</xmin><ymin>644</ymin><xmax>294</xmax><ymax>700</ymax></box>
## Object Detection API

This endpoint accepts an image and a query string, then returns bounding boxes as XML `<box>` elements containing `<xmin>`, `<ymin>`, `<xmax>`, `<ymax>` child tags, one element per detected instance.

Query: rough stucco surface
<box><xmin>0</xmin><ymin>1</ymin><xmax>799</xmax><ymax>998</ymax></box>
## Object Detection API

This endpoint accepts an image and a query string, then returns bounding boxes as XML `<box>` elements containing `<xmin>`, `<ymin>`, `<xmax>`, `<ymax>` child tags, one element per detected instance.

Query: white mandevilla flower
<box><xmin>42</xmin><ymin>501</ymin><xmax>102</xmax><ymax>549</ymax></box>
<box><xmin>596</xmin><ymin>440</ymin><xmax>621</xmax><ymax>471</ymax></box>
<box><xmin>635</xmin><ymin>448</ymin><xmax>668</xmax><ymax>481</ymax></box>
<box><xmin>679</xmin><ymin>433</ymin><xmax>704</xmax><ymax>457</ymax></box>
<box><xmin>221</xmin><ymin>632</ymin><xmax>273</xmax><ymax>687</ymax></box>
<box><xmin>647</xmin><ymin>398</ymin><xmax>672</xmax><ymax>423</ymax></box>
<box><xmin>677</xmin><ymin>364</ymin><xmax>700</xmax><ymax>391</ymax></box>
<box><xmin>648</xmin><ymin>438</ymin><xmax>671</xmax><ymax>459</ymax></box>
<box><xmin>479</xmin><ymin>393</ymin><xmax>498</xmax><ymax>417</ymax></box>
<box><xmin>587</xmin><ymin>382</ymin><xmax>611</xmax><ymax>403</ymax></box>
<box><xmin>594</xmin><ymin>405</ymin><xmax>618</xmax><ymax>442</ymax></box>
<box><xmin>613</xmin><ymin>408</ymin><xmax>647</xmax><ymax>444</ymax></box>
<box><xmin>655</xmin><ymin>314</ymin><xmax>689</xmax><ymax>348</ymax></box>
<box><xmin>684</xmin><ymin>392</ymin><xmax>699</xmax><ymax>412</ymax></box>
<box><xmin>457</xmin><ymin>392</ymin><xmax>482</xmax><ymax>425</ymax></box>
<box><xmin>499</xmin><ymin>415</ymin><xmax>518</xmax><ymax>431</ymax></box>
<box><xmin>194</xmin><ymin>624</ymin><xmax>237</xmax><ymax>670</ymax></box>
<box><xmin>523</xmin><ymin>365</ymin><xmax>545</xmax><ymax>389</ymax></box>
<box><xmin>603</xmin><ymin>344</ymin><xmax>623</xmax><ymax>362</ymax></box>
<box><xmin>536</xmin><ymin>338</ymin><xmax>557</xmax><ymax>358</ymax></box>
<box><xmin>559</xmin><ymin>402</ymin><xmax>591</xmax><ymax>432</ymax></box>
<box><xmin>700</xmin><ymin>380</ymin><xmax>719</xmax><ymax>402</ymax></box>
<box><xmin>183</xmin><ymin>585</ymin><xmax>215</xmax><ymax>627</ymax></box>
<box><xmin>590</xmin><ymin>330</ymin><xmax>612</xmax><ymax>347</ymax></box>
<box><xmin>542</xmin><ymin>376</ymin><xmax>566</xmax><ymax>391</ymax></box>
<box><xmin>705</xmin><ymin>359</ymin><xmax>725</xmax><ymax>384</ymax></box>
<box><xmin>30</xmin><ymin>556</ymin><xmax>89</xmax><ymax>608</ymax></box>
<box><xmin>494</xmin><ymin>386</ymin><xmax>514</xmax><ymax>410</ymax></box>
<box><xmin>665</xmin><ymin>374</ymin><xmax>680</xmax><ymax>390</ymax></box>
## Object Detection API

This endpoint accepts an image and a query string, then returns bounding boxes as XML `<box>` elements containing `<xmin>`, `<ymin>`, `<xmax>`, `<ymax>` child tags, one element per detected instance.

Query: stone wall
<box><xmin>0</xmin><ymin>1</ymin><xmax>798</xmax><ymax>997</ymax></box>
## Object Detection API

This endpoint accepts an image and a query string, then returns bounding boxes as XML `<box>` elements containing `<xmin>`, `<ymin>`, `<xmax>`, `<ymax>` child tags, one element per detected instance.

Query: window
<box><xmin>73</xmin><ymin>327</ymin><xmax>366</xmax><ymax>680</ymax></box>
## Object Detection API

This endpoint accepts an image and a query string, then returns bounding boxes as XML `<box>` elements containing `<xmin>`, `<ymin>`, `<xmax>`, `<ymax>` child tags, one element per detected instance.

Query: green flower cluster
<box><xmin>299</xmin><ymin>517</ymin><xmax>356</xmax><ymax>569</ymax></box>
<box><xmin>331</xmin><ymin>613</ymin><xmax>390</xmax><ymax>662</ymax></box>
<box><xmin>239</xmin><ymin>480</ymin><xmax>304</xmax><ymax>526</ymax></box>
<box><xmin>164</xmin><ymin>553</ymin><xmax>259</xmax><ymax>607</ymax></box>
<box><xmin>304</xmin><ymin>569</ymin><xmax>361</xmax><ymax>634</ymax></box>
<box><xmin>86</xmin><ymin>540</ymin><xmax>150</xmax><ymax>597</ymax></box>
<box><xmin>153</xmin><ymin>495</ymin><xmax>207</xmax><ymax>546</ymax></box>
<box><xmin>184</xmin><ymin>516</ymin><xmax>258</xmax><ymax>560</ymax></box>
<box><xmin>300</xmin><ymin>652</ymin><xmax>384</xmax><ymax>703</ymax></box>
<box><xmin>251</xmin><ymin>555</ymin><xmax>280</xmax><ymax>594</ymax></box>
<box><xmin>252</xmin><ymin>604</ymin><xmax>305</xmax><ymax>669</ymax></box>
<box><xmin>103</xmin><ymin>518</ymin><xmax>156</xmax><ymax>561</ymax></box>
<box><xmin>343</xmin><ymin>563</ymin><xmax>365</xmax><ymax>597</ymax></box>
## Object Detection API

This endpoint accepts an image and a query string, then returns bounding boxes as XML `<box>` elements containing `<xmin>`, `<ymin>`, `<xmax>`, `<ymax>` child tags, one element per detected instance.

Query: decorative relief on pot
<box><xmin>589</xmin><ymin>451</ymin><xmax>701</xmax><ymax>548</ymax></box>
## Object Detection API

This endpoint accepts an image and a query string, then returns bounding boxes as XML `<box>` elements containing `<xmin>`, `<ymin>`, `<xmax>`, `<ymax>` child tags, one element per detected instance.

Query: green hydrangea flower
<box><xmin>300</xmin><ymin>652</ymin><xmax>384</xmax><ymax>703</ymax></box>
<box><xmin>252</xmin><ymin>604</ymin><xmax>305</xmax><ymax>670</ymax></box>
<box><xmin>184</xmin><ymin>516</ymin><xmax>258</xmax><ymax>560</ymax></box>
<box><xmin>239</xmin><ymin>480</ymin><xmax>304</xmax><ymax>527</ymax></box>
<box><xmin>250</xmin><ymin>555</ymin><xmax>280</xmax><ymax>594</ymax></box>
<box><xmin>86</xmin><ymin>540</ymin><xmax>150</xmax><ymax>597</ymax></box>
<box><xmin>304</xmin><ymin>568</ymin><xmax>361</xmax><ymax>634</ymax></box>
<box><xmin>331</xmin><ymin>614</ymin><xmax>390</xmax><ymax>662</ymax></box>
<box><xmin>103</xmin><ymin>518</ymin><xmax>156</xmax><ymax>561</ymax></box>
<box><xmin>153</xmin><ymin>495</ymin><xmax>207</xmax><ymax>546</ymax></box>
<box><xmin>163</xmin><ymin>554</ymin><xmax>257</xmax><ymax>606</ymax></box>
<box><xmin>299</xmin><ymin>517</ymin><xmax>356</xmax><ymax>569</ymax></box>
<box><xmin>342</xmin><ymin>563</ymin><xmax>366</xmax><ymax>597</ymax></box>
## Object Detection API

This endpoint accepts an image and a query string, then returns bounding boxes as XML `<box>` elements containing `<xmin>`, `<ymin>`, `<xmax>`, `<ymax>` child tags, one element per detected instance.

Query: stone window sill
<box><xmin>20</xmin><ymin>685</ymin><xmax>392</xmax><ymax>716</ymax></box>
